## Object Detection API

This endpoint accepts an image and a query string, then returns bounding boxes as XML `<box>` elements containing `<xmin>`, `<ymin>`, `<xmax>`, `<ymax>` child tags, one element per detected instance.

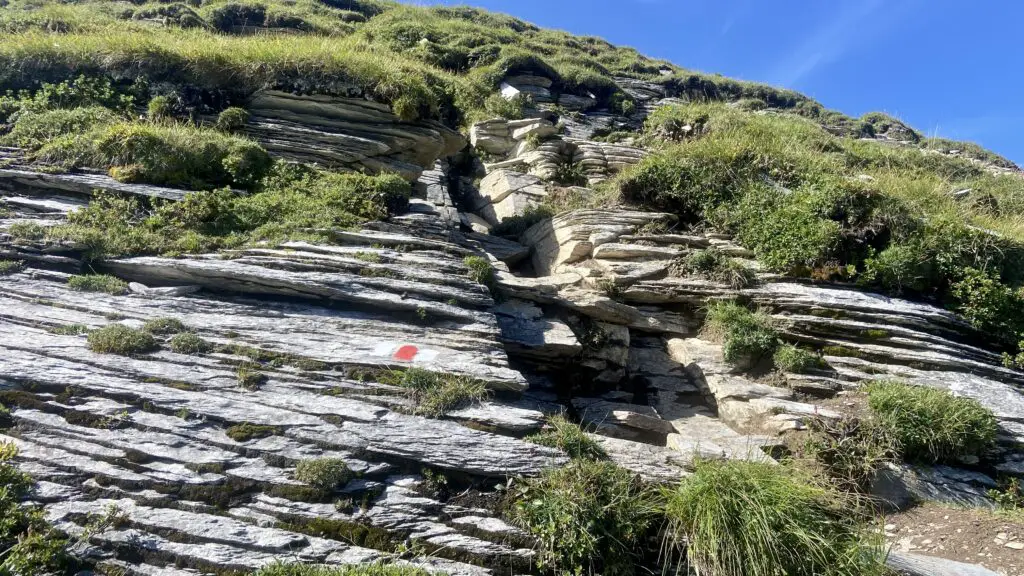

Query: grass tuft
<box><xmin>236</xmin><ymin>362</ymin><xmax>268</xmax><ymax>390</ymax></box>
<box><xmin>383</xmin><ymin>368</ymin><xmax>490</xmax><ymax>418</ymax></box>
<box><xmin>0</xmin><ymin>259</ymin><xmax>24</xmax><ymax>275</ymax></box>
<box><xmin>773</xmin><ymin>344</ymin><xmax>825</xmax><ymax>373</ymax></box>
<box><xmin>143</xmin><ymin>317</ymin><xmax>186</xmax><ymax>335</ymax></box>
<box><xmin>671</xmin><ymin>248</ymin><xmax>756</xmax><ymax>289</ymax></box>
<box><xmin>526</xmin><ymin>415</ymin><xmax>607</xmax><ymax>461</ymax></box>
<box><xmin>86</xmin><ymin>324</ymin><xmax>159</xmax><ymax>356</ymax></box>
<box><xmin>294</xmin><ymin>458</ymin><xmax>353</xmax><ymax>491</ymax></box>
<box><xmin>463</xmin><ymin>255</ymin><xmax>495</xmax><ymax>288</ymax></box>
<box><xmin>67</xmin><ymin>274</ymin><xmax>128</xmax><ymax>295</ymax></box>
<box><xmin>225</xmin><ymin>422</ymin><xmax>279</xmax><ymax>442</ymax></box>
<box><xmin>508</xmin><ymin>459</ymin><xmax>660</xmax><ymax>576</ymax></box>
<box><xmin>662</xmin><ymin>459</ymin><xmax>887</xmax><ymax>576</ymax></box>
<box><xmin>702</xmin><ymin>301</ymin><xmax>779</xmax><ymax>367</ymax></box>
<box><xmin>169</xmin><ymin>332</ymin><xmax>212</xmax><ymax>355</ymax></box>
<box><xmin>865</xmin><ymin>380</ymin><xmax>998</xmax><ymax>464</ymax></box>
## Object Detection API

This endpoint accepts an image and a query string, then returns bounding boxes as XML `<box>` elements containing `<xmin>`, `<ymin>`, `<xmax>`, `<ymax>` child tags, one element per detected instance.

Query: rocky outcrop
<box><xmin>245</xmin><ymin>91</ymin><xmax>466</xmax><ymax>180</ymax></box>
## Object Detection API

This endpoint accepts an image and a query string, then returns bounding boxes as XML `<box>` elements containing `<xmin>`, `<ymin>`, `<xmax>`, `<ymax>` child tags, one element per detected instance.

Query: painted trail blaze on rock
<box><xmin>393</xmin><ymin>345</ymin><xmax>419</xmax><ymax>362</ymax></box>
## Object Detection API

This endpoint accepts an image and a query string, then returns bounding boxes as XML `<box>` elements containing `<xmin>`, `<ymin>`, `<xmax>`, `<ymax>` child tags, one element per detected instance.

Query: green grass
<box><xmin>67</xmin><ymin>274</ymin><xmax>128</xmax><ymax>295</ymax></box>
<box><xmin>508</xmin><ymin>459</ymin><xmax>660</xmax><ymax>576</ymax></box>
<box><xmin>866</xmin><ymin>380</ymin><xmax>999</xmax><ymax>464</ymax></box>
<box><xmin>254</xmin><ymin>563</ymin><xmax>433</xmax><ymax>576</ymax></box>
<box><xmin>236</xmin><ymin>362</ymin><xmax>267</xmax><ymax>390</ymax></box>
<box><xmin>47</xmin><ymin>323</ymin><xmax>89</xmax><ymax>335</ymax></box>
<box><xmin>293</xmin><ymin>458</ymin><xmax>353</xmax><ymax>490</ymax></box>
<box><xmin>526</xmin><ymin>415</ymin><xmax>607</xmax><ymax>461</ymax></box>
<box><xmin>142</xmin><ymin>317</ymin><xmax>186</xmax><ymax>335</ymax></box>
<box><xmin>169</xmin><ymin>332</ymin><xmax>213</xmax><ymax>355</ymax></box>
<box><xmin>86</xmin><ymin>324</ymin><xmax>159</xmax><ymax>355</ymax></box>
<box><xmin>463</xmin><ymin>255</ymin><xmax>495</xmax><ymax>287</ymax></box>
<box><xmin>6</xmin><ymin>221</ymin><xmax>45</xmax><ymax>240</ymax></box>
<box><xmin>0</xmin><ymin>442</ymin><xmax>72</xmax><ymax>575</ymax></box>
<box><xmin>225</xmin><ymin>422</ymin><xmax>279</xmax><ymax>442</ymax></box>
<box><xmin>774</xmin><ymin>344</ymin><xmax>825</xmax><ymax>373</ymax></box>
<box><xmin>671</xmin><ymin>248</ymin><xmax>757</xmax><ymax>288</ymax></box>
<box><xmin>382</xmin><ymin>368</ymin><xmax>490</xmax><ymax>417</ymax></box>
<box><xmin>662</xmin><ymin>459</ymin><xmax>887</xmax><ymax>576</ymax></box>
<box><xmin>702</xmin><ymin>301</ymin><xmax>779</xmax><ymax>367</ymax></box>
<box><xmin>0</xmin><ymin>259</ymin><xmax>24</xmax><ymax>275</ymax></box>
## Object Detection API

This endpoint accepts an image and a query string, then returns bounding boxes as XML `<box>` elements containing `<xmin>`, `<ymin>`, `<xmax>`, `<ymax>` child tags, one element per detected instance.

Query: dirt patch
<box><xmin>885</xmin><ymin>503</ymin><xmax>1024</xmax><ymax>575</ymax></box>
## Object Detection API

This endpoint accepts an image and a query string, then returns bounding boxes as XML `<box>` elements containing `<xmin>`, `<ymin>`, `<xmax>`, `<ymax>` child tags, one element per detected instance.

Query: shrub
<box><xmin>226</xmin><ymin>422</ymin><xmax>278</xmax><ymax>442</ymax></box>
<box><xmin>255</xmin><ymin>563</ymin><xmax>432</xmax><ymax>576</ymax></box>
<box><xmin>169</xmin><ymin>332</ymin><xmax>212</xmax><ymax>355</ymax></box>
<box><xmin>384</xmin><ymin>368</ymin><xmax>490</xmax><ymax>418</ymax></box>
<box><xmin>509</xmin><ymin>459</ymin><xmax>659</xmax><ymax>576</ymax></box>
<box><xmin>48</xmin><ymin>323</ymin><xmax>90</xmax><ymax>336</ymax></box>
<box><xmin>294</xmin><ymin>458</ymin><xmax>352</xmax><ymax>490</ymax></box>
<box><xmin>483</xmin><ymin>92</ymin><xmax>532</xmax><ymax>120</ymax></box>
<box><xmin>526</xmin><ymin>415</ymin><xmax>607</xmax><ymax>461</ymax></box>
<box><xmin>671</xmin><ymin>248</ymin><xmax>756</xmax><ymax>289</ymax></box>
<box><xmin>215</xmin><ymin>106</ymin><xmax>249</xmax><ymax>133</ymax></box>
<box><xmin>146</xmin><ymin>95</ymin><xmax>173</xmax><ymax>120</ymax></box>
<box><xmin>949</xmin><ymin>267</ymin><xmax>1024</xmax><ymax>346</ymax></box>
<box><xmin>86</xmin><ymin>324</ymin><xmax>159</xmax><ymax>355</ymax></box>
<box><xmin>489</xmin><ymin>204</ymin><xmax>554</xmax><ymax>238</ymax></box>
<box><xmin>866</xmin><ymin>380</ymin><xmax>999</xmax><ymax>464</ymax></box>
<box><xmin>804</xmin><ymin>418</ymin><xmax>898</xmax><ymax>493</ymax></box>
<box><xmin>0</xmin><ymin>259</ymin><xmax>23</xmax><ymax>275</ymax></box>
<box><xmin>143</xmin><ymin>317</ymin><xmax>186</xmax><ymax>335</ymax></box>
<box><xmin>861</xmin><ymin>244</ymin><xmax>930</xmax><ymax>295</ymax></box>
<box><xmin>663</xmin><ymin>459</ymin><xmax>886</xmax><ymax>576</ymax></box>
<box><xmin>67</xmin><ymin>274</ymin><xmax>129</xmax><ymax>295</ymax></box>
<box><xmin>463</xmin><ymin>255</ymin><xmax>495</xmax><ymax>286</ymax></box>
<box><xmin>773</xmin><ymin>344</ymin><xmax>824</xmax><ymax>373</ymax></box>
<box><xmin>702</xmin><ymin>301</ymin><xmax>779</xmax><ymax>367</ymax></box>
<box><xmin>0</xmin><ymin>443</ymin><xmax>71</xmax><ymax>575</ymax></box>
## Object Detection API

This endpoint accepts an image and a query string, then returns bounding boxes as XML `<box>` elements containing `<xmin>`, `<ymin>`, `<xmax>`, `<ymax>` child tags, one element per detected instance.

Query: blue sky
<box><xmin>415</xmin><ymin>0</ymin><xmax>1024</xmax><ymax>165</ymax></box>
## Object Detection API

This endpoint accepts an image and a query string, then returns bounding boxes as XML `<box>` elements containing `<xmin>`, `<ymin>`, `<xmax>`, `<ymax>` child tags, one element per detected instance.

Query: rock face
<box><xmin>245</xmin><ymin>91</ymin><xmax>466</xmax><ymax>180</ymax></box>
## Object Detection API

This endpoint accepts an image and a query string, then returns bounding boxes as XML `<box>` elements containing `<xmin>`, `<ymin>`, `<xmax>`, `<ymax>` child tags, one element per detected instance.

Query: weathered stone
<box><xmin>887</xmin><ymin>551</ymin><xmax>1002</xmax><ymax>576</ymax></box>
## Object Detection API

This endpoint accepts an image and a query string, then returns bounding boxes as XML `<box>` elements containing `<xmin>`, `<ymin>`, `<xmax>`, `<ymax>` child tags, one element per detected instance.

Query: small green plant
<box><xmin>483</xmin><ymin>92</ymin><xmax>533</xmax><ymax>120</ymax></box>
<box><xmin>463</xmin><ymin>255</ymin><xmax>495</xmax><ymax>287</ymax></box>
<box><xmin>146</xmin><ymin>95</ymin><xmax>173</xmax><ymax>120</ymax></box>
<box><xmin>6</xmin><ymin>221</ymin><xmax>45</xmax><ymax>240</ymax></box>
<box><xmin>866</xmin><ymin>380</ymin><xmax>998</xmax><ymax>464</ymax></box>
<box><xmin>0</xmin><ymin>259</ymin><xmax>24</xmax><ymax>275</ymax></box>
<box><xmin>0</xmin><ymin>443</ymin><xmax>72</xmax><ymax>575</ymax></box>
<box><xmin>353</xmin><ymin>251</ymin><xmax>382</xmax><ymax>263</ymax></box>
<box><xmin>237</xmin><ymin>363</ymin><xmax>268</xmax><ymax>390</ymax></box>
<box><xmin>86</xmin><ymin>324</ymin><xmax>159</xmax><ymax>356</ymax></box>
<box><xmin>989</xmin><ymin>477</ymin><xmax>1024</xmax><ymax>511</ymax></box>
<box><xmin>415</xmin><ymin>306</ymin><xmax>428</xmax><ymax>321</ymax></box>
<box><xmin>294</xmin><ymin>458</ymin><xmax>353</xmax><ymax>490</ymax></box>
<box><xmin>225</xmin><ymin>422</ymin><xmax>278</xmax><ymax>442</ymax></box>
<box><xmin>663</xmin><ymin>459</ymin><xmax>887</xmax><ymax>576</ymax></box>
<box><xmin>526</xmin><ymin>415</ymin><xmax>607</xmax><ymax>461</ymax></box>
<box><xmin>143</xmin><ymin>317</ymin><xmax>186</xmax><ymax>335</ymax></box>
<box><xmin>47</xmin><ymin>324</ymin><xmax>89</xmax><ymax>336</ymax></box>
<box><xmin>67</xmin><ymin>274</ymin><xmax>129</xmax><ymax>295</ymax></box>
<box><xmin>596</xmin><ymin>278</ymin><xmax>622</xmax><ymax>298</ymax></box>
<box><xmin>702</xmin><ymin>301</ymin><xmax>779</xmax><ymax>367</ymax></box>
<box><xmin>169</xmin><ymin>332</ymin><xmax>212</xmax><ymax>355</ymax></box>
<box><xmin>509</xmin><ymin>459</ymin><xmax>660</xmax><ymax>576</ymax></box>
<box><xmin>384</xmin><ymin>368</ymin><xmax>490</xmax><ymax>418</ymax></box>
<box><xmin>773</xmin><ymin>344</ymin><xmax>824</xmax><ymax>373</ymax></box>
<box><xmin>671</xmin><ymin>248</ymin><xmax>757</xmax><ymax>289</ymax></box>
<box><xmin>215</xmin><ymin>106</ymin><xmax>249</xmax><ymax>133</ymax></box>
<box><xmin>804</xmin><ymin>418</ymin><xmax>898</xmax><ymax>493</ymax></box>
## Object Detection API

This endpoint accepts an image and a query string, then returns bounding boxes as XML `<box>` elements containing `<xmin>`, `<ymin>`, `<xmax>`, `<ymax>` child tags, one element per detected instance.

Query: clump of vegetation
<box><xmin>527</xmin><ymin>415</ymin><xmax>607</xmax><ymax>461</ymax></box>
<box><xmin>671</xmin><ymin>248</ymin><xmax>757</xmax><ymax>288</ymax></box>
<box><xmin>226</xmin><ymin>422</ymin><xmax>279</xmax><ymax>442</ymax></box>
<box><xmin>86</xmin><ymin>324</ymin><xmax>159</xmax><ymax>356</ymax></box>
<box><xmin>215</xmin><ymin>106</ymin><xmax>249</xmax><ymax>133</ymax></box>
<box><xmin>236</xmin><ymin>362</ymin><xmax>268</xmax><ymax>390</ymax></box>
<box><xmin>143</xmin><ymin>317</ymin><xmax>186</xmax><ymax>335</ymax></box>
<box><xmin>803</xmin><ymin>418</ymin><xmax>898</xmax><ymax>493</ymax></box>
<box><xmin>702</xmin><ymin>301</ymin><xmax>779</xmax><ymax>367</ymax></box>
<box><xmin>463</xmin><ymin>255</ymin><xmax>495</xmax><ymax>286</ymax></box>
<box><xmin>67</xmin><ymin>274</ymin><xmax>128</xmax><ymax>295</ymax></box>
<box><xmin>489</xmin><ymin>204</ymin><xmax>554</xmax><ymax>238</ymax></box>
<box><xmin>48</xmin><ymin>323</ymin><xmax>89</xmax><ymax>336</ymax></box>
<box><xmin>663</xmin><ymin>459</ymin><xmax>887</xmax><ymax>576</ymax></box>
<box><xmin>0</xmin><ymin>442</ymin><xmax>73</xmax><ymax>575</ymax></box>
<box><xmin>294</xmin><ymin>458</ymin><xmax>353</xmax><ymax>491</ymax></box>
<box><xmin>865</xmin><ymin>380</ymin><xmax>998</xmax><ymax>464</ymax></box>
<box><xmin>255</xmin><ymin>563</ymin><xmax>433</xmax><ymax>576</ymax></box>
<box><xmin>508</xmin><ymin>459</ymin><xmax>660</xmax><ymax>576</ymax></box>
<box><xmin>383</xmin><ymin>368</ymin><xmax>490</xmax><ymax>418</ymax></box>
<box><xmin>773</xmin><ymin>344</ymin><xmax>824</xmax><ymax>373</ymax></box>
<box><xmin>0</xmin><ymin>259</ymin><xmax>24</xmax><ymax>275</ymax></box>
<box><xmin>169</xmin><ymin>332</ymin><xmax>212</xmax><ymax>355</ymax></box>
<box><xmin>6</xmin><ymin>221</ymin><xmax>45</xmax><ymax>240</ymax></box>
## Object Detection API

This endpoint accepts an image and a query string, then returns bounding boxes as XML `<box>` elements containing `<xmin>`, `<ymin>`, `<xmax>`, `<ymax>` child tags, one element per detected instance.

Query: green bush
<box><xmin>804</xmin><ymin>418</ymin><xmax>897</xmax><ymax>493</ymax></box>
<box><xmin>526</xmin><ymin>415</ymin><xmax>607</xmax><ymax>461</ymax></box>
<box><xmin>146</xmin><ymin>95</ymin><xmax>173</xmax><ymax>120</ymax></box>
<box><xmin>86</xmin><ymin>324</ymin><xmax>159</xmax><ymax>355</ymax></box>
<box><xmin>663</xmin><ymin>459</ymin><xmax>886</xmax><ymax>576</ymax></box>
<box><xmin>383</xmin><ymin>368</ymin><xmax>490</xmax><ymax>418</ymax></box>
<box><xmin>703</xmin><ymin>301</ymin><xmax>779</xmax><ymax>367</ymax></box>
<box><xmin>294</xmin><ymin>458</ymin><xmax>352</xmax><ymax>490</ymax></box>
<box><xmin>169</xmin><ymin>332</ymin><xmax>212</xmax><ymax>355</ymax></box>
<box><xmin>866</xmin><ymin>380</ymin><xmax>999</xmax><ymax>464</ymax></box>
<box><xmin>861</xmin><ymin>244</ymin><xmax>930</xmax><ymax>295</ymax></box>
<box><xmin>463</xmin><ymin>255</ymin><xmax>495</xmax><ymax>287</ymax></box>
<box><xmin>773</xmin><ymin>344</ymin><xmax>824</xmax><ymax>373</ymax></box>
<box><xmin>67</xmin><ymin>274</ymin><xmax>129</xmax><ymax>295</ymax></box>
<box><xmin>6</xmin><ymin>222</ymin><xmax>46</xmax><ymax>240</ymax></box>
<box><xmin>1</xmin><ymin>106</ymin><xmax>117</xmax><ymax>149</ymax></box>
<box><xmin>949</xmin><ymin>267</ymin><xmax>1024</xmax><ymax>346</ymax></box>
<box><xmin>215</xmin><ymin>106</ymin><xmax>249</xmax><ymax>133</ymax></box>
<box><xmin>671</xmin><ymin>248</ymin><xmax>757</xmax><ymax>289</ymax></box>
<box><xmin>143</xmin><ymin>317</ymin><xmax>186</xmax><ymax>335</ymax></box>
<box><xmin>509</xmin><ymin>459</ymin><xmax>660</xmax><ymax>576</ymax></box>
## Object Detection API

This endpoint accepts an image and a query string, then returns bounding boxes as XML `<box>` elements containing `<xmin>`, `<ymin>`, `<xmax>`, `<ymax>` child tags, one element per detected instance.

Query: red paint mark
<box><xmin>393</xmin><ymin>345</ymin><xmax>419</xmax><ymax>362</ymax></box>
